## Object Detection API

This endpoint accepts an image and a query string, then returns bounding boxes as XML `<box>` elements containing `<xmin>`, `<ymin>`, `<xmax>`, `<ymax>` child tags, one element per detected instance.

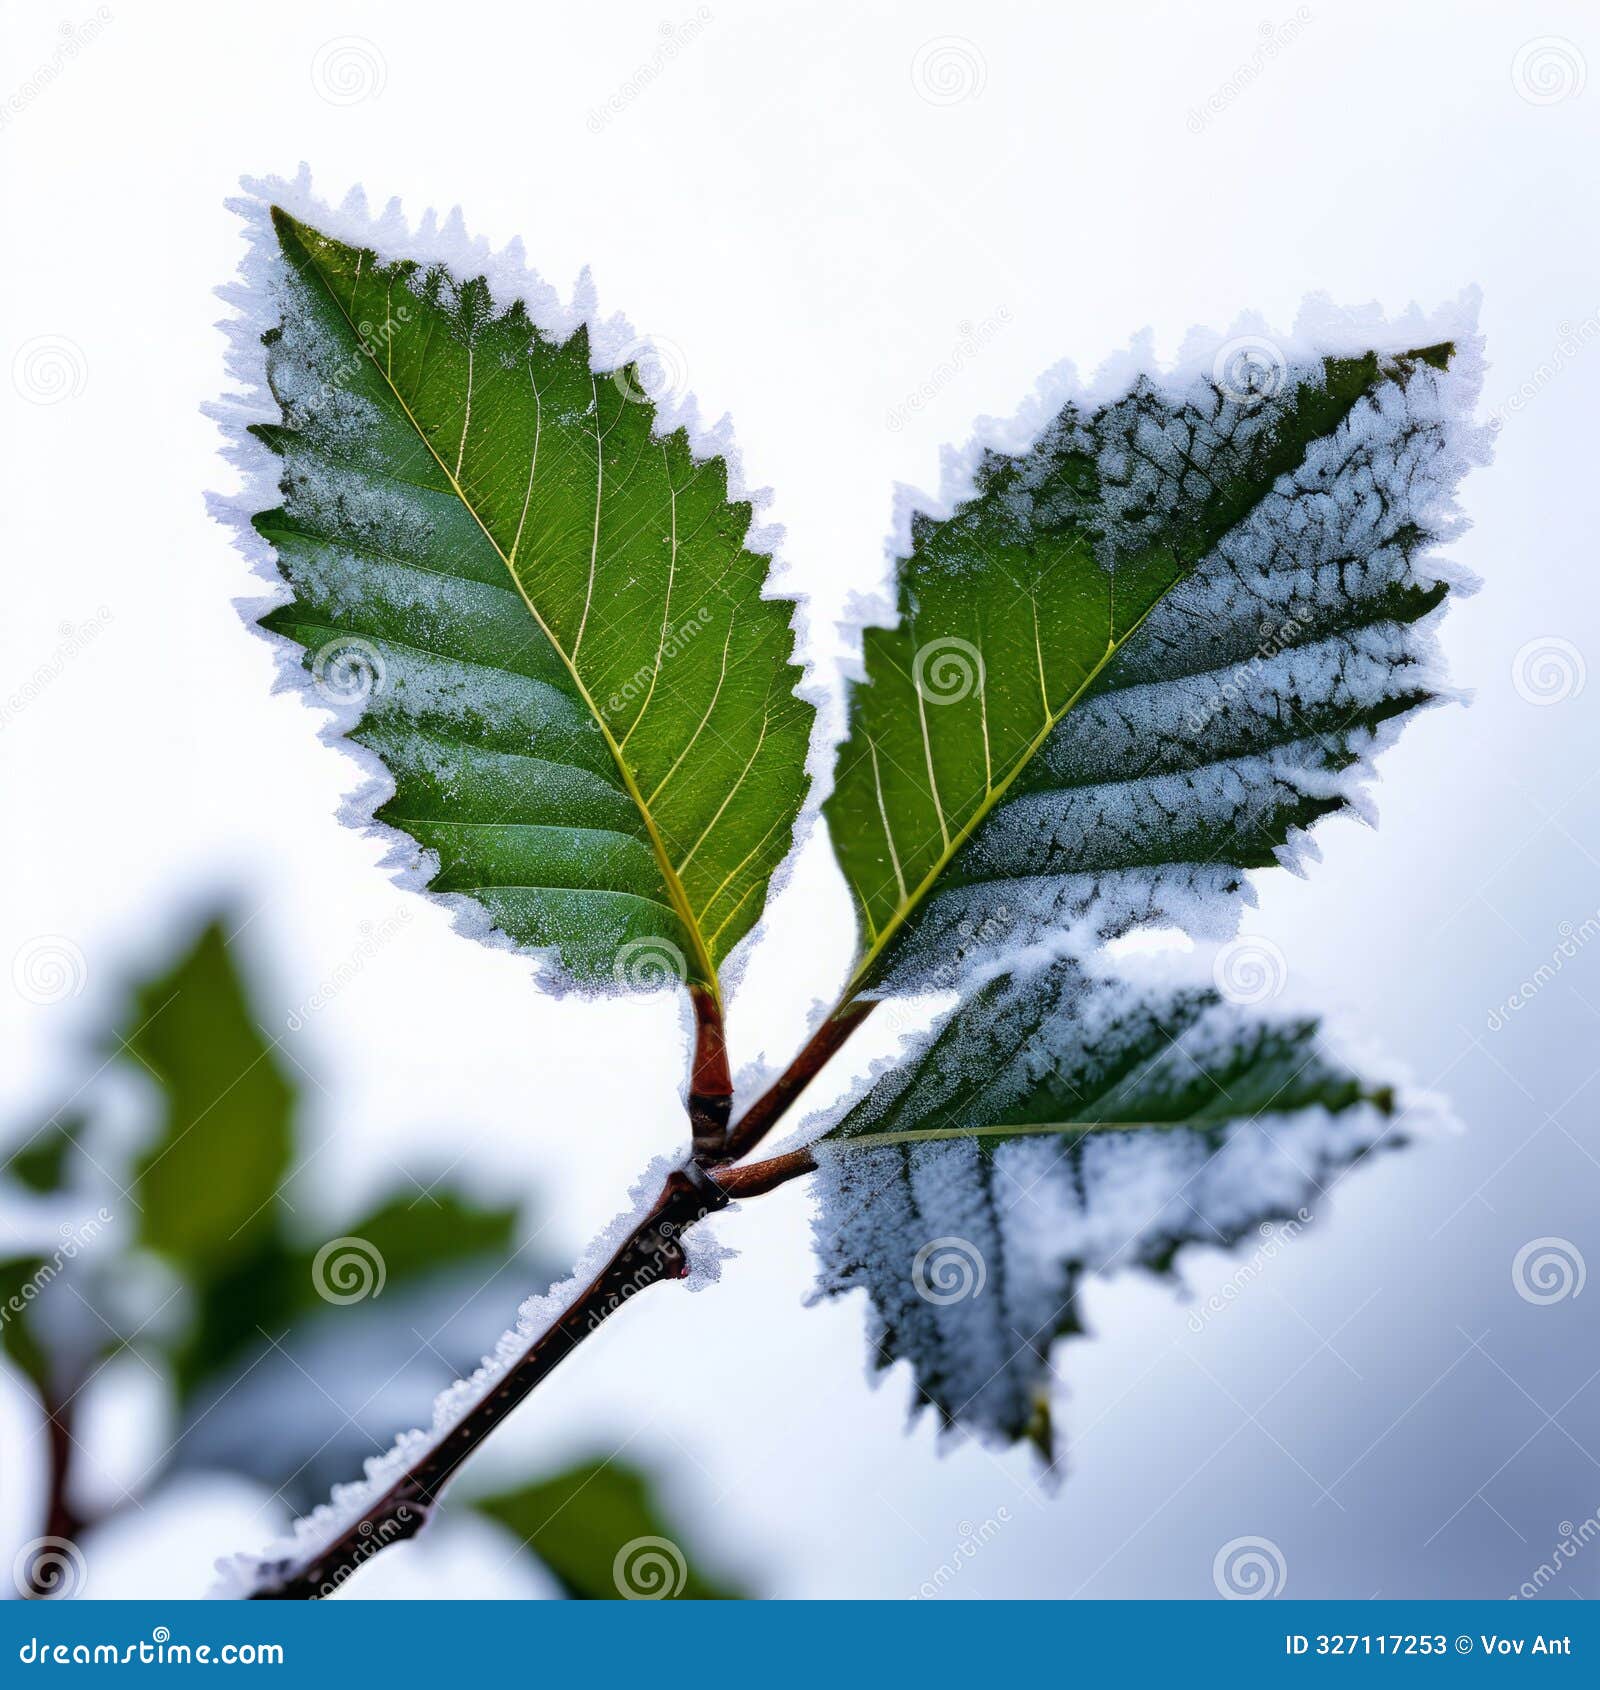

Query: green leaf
<box><xmin>126</xmin><ymin>919</ymin><xmax>294</xmax><ymax>1273</ymax></box>
<box><xmin>250</xmin><ymin>211</ymin><xmax>813</xmax><ymax>995</ymax></box>
<box><xmin>4</xmin><ymin>1115</ymin><xmax>83</xmax><ymax>1195</ymax></box>
<box><xmin>824</xmin><ymin>340</ymin><xmax>1474</xmax><ymax>994</ymax></box>
<box><xmin>474</xmin><ymin>1459</ymin><xmax>745</xmax><ymax>1599</ymax></box>
<box><xmin>0</xmin><ymin>1255</ymin><xmax>54</xmax><ymax>1392</ymax></box>
<box><xmin>175</xmin><ymin>1189</ymin><xmax>520</xmax><ymax>1399</ymax></box>
<box><xmin>812</xmin><ymin>956</ymin><xmax>1407</xmax><ymax>1455</ymax></box>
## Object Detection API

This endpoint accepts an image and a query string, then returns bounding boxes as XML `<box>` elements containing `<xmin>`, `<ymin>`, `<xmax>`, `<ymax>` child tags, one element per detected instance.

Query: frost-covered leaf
<box><xmin>811</xmin><ymin>955</ymin><xmax>1408</xmax><ymax>1456</ymax></box>
<box><xmin>474</xmin><ymin>1459</ymin><xmax>745</xmax><ymax>1599</ymax></box>
<box><xmin>826</xmin><ymin>326</ymin><xmax>1484</xmax><ymax>993</ymax></box>
<box><xmin>237</xmin><ymin>205</ymin><xmax>812</xmax><ymax>993</ymax></box>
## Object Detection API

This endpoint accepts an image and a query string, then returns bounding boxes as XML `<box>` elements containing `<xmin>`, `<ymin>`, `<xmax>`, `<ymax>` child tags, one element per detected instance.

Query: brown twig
<box><xmin>715</xmin><ymin>1145</ymin><xmax>818</xmax><ymax>1198</ymax></box>
<box><xmin>687</xmin><ymin>985</ymin><xmax>734</xmax><ymax>1159</ymax></box>
<box><xmin>23</xmin><ymin>1393</ymin><xmax>84</xmax><ymax>1599</ymax></box>
<box><xmin>722</xmin><ymin>1000</ymin><xmax>877</xmax><ymax>1162</ymax></box>
<box><xmin>247</xmin><ymin>1164</ymin><xmax>729</xmax><ymax>1599</ymax></box>
<box><xmin>246</xmin><ymin>984</ymin><xmax>874</xmax><ymax>1598</ymax></box>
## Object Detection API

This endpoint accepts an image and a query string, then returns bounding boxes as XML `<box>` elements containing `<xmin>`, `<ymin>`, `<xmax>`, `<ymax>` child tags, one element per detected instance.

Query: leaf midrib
<box><xmin>845</xmin><ymin>568</ymin><xmax>1176</xmax><ymax>997</ymax></box>
<box><xmin>279</xmin><ymin>215</ymin><xmax>721</xmax><ymax>1000</ymax></box>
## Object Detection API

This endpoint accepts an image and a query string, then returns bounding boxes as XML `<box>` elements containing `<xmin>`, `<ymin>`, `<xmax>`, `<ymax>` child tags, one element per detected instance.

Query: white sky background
<box><xmin>3</xmin><ymin>0</ymin><xmax>1599</xmax><ymax>1600</ymax></box>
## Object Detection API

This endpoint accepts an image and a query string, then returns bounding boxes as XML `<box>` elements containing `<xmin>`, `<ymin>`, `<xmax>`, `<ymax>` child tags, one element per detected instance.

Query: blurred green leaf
<box><xmin>5</xmin><ymin>1116</ymin><xmax>83</xmax><ymax>1195</ymax></box>
<box><xmin>475</xmin><ymin>1460</ymin><xmax>745</xmax><ymax>1600</ymax></box>
<box><xmin>0</xmin><ymin>1255</ymin><xmax>52</xmax><ymax>1391</ymax></box>
<box><xmin>126</xmin><ymin>920</ymin><xmax>294</xmax><ymax>1271</ymax></box>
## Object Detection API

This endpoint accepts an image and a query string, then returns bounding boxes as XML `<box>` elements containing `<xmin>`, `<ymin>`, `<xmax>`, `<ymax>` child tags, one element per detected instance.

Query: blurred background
<box><xmin>2</xmin><ymin>0</ymin><xmax>1598</xmax><ymax>1599</ymax></box>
